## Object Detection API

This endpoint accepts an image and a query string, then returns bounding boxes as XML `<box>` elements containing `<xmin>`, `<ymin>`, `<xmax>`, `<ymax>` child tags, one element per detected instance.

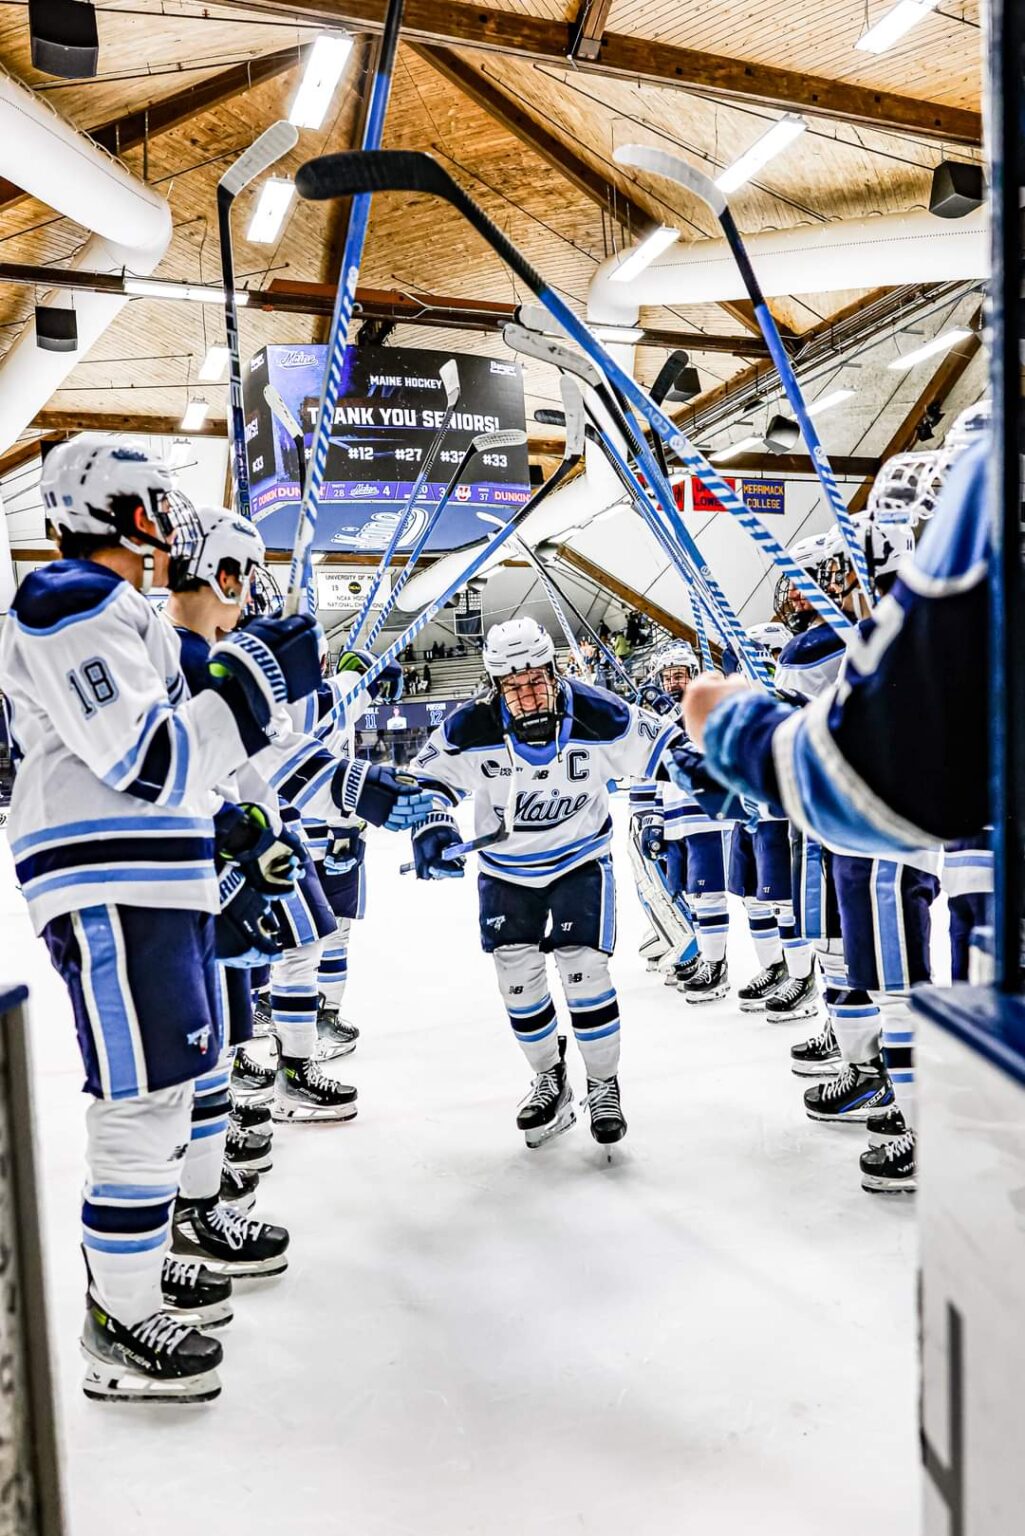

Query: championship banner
<box><xmin>243</xmin><ymin>344</ymin><xmax>530</xmax><ymax>553</ymax></box>
<box><xmin>315</xmin><ymin>567</ymin><xmax>391</xmax><ymax>611</ymax></box>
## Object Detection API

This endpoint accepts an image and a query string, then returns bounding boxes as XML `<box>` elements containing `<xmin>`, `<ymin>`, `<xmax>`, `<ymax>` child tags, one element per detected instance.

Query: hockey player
<box><xmin>409</xmin><ymin>619</ymin><xmax>680</xmax><ymax>1149</ymax></box>
<box><xmin>0</xmin><ymin>440</ymin><xmax>326</xmax><ymax>1402</ymax></box>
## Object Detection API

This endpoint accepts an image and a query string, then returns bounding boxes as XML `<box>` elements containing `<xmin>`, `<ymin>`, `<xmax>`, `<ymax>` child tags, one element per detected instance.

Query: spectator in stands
<box><xmin>612</xmin><ymin>630</ymin><xmax>630</xmax><ymax>661</ymax></box>
<box><xmin>423</xmin><ymin>662</ymin><xmax>432</xmax><ymax>693</ymax></box>
<box><xmin>598</xmin><ymin>621</ymin><xmax>611</xmax><ymax>645</ymax></box>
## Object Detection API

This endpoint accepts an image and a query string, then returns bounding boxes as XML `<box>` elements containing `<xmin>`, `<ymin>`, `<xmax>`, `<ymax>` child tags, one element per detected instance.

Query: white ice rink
<box><xmin>2</xmin><ymin>805</ymin><xmax>920</xmax><ymax>1535</ymax></box>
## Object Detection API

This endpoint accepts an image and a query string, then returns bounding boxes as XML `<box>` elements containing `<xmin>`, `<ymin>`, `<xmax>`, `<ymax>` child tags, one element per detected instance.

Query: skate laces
<box><xmin>773</xmin><ymin>975</ymin><xmax>807</xmax><ymax>1005</ymax></box>
<box><xmin>582</xmin><ymin>1078</ymin><xmax>620</xmax><ymax>1117</ymax></box>
<box><xmin>527</xmin><ymin>1065</ymin><xmax>561</xmax><ymax>1108</ymax></box>
<box><xmin>690</xmin><ymin>960</ymin><xmax>712</xmax><ymax>985</ymax></box>
<box><xmin>822</xmin><ymin>1063</ymin><xmax>859</xmax><ymax>1100</ymax></box>
<box><xmin>163</xmin><ymin>1257</ymin><xmax>201</xmax><ymax>1288</ymax></box>
<box><xmin>806</xmin><ymin>1021</ymin><xmax>836</xmax><ymax>1052</ymax></box>
<box><xmin>207</xmin><ymin>1203</ymin><xmax>257</xmax><ymax>1251</ymax></box>
<box><xmin>133</xmin><ymin>1311</ymin><xmax>192</xmax><ymax>1354</ymax></box>
<box><xmin>301</xmin><ymin>1058</ymin><xmax>338</xmax><ymax>1091</ymax></box>
<box><xmin>746</xmin><ymin>964</ymin><xmax>780</xmax><ymax>991</ymax></box>
<box><xmin>884</xmin><ymin>1130</ymin><xmax>915</xmax><ymax>1161</ymax></box>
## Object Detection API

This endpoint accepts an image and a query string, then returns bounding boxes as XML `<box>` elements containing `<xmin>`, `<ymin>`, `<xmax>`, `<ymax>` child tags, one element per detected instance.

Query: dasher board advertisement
<box><xmin>243</xmin><ymin>343</ymin><xmax>530</xmax><ymax>554</ymax></box>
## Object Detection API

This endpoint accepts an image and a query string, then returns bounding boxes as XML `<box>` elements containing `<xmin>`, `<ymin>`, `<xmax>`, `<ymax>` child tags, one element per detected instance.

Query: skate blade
<box><xmin>316</xmin><ymin>1040</ymin><xmax>358</xmax><ymax>1061</ymax></box>
<box><xmin>681</xmin><ymin>987</ymin><xmax>729</xmax><ymax>1004</ymax></box>
<box><xmin>230</xmin><ymin>1084</ymin><xmax>274</xmax><ymax>1106</ymax></box>
<box><xmin>790</xmin><ymin>1059</ymin><xmax>840</xmax><ymax>1078</ymax></box>
<box><xmin>737</xmin><ymin>998</ymin><xmax>769</xmax><ymax>1012</ymax></box>
<box><xmin>524</xmin><ymin>1108</ymin><xmax>576</xmax><ymax>1150</ymax></box>
<box><xmin>861</xmin><ymin>1174</ymin><xmax>917</xmax><ymax>1195</ymax></box>
<box><xmin>226</xmin><ymin>1152</ymin><xmax>274</xmax><ymax>1173</ymax></box>
<box><xmin>271</xmin><ymin>1101</ymin><xmax>357</xmax><ymax>1124</ymax></box>
<box><xmin>81</xmin><ymin>1350</ymin><xmax>221</xmax><ymax>1404</ymax></box>
<box><xmin>175</xmin><ymin>1250</ymin><xmax>289</xmax><ymax>1279</ymax></box>
<box><xmin>220</xmin><ymin>1192</ymin><xmax>258</xmax><ymax>1216</ymax></box>
<box><xmin>766</xmin><ymin>1004</ymin><xmax>819</xmax><ymax>1023</ymax></box>
<box><xmin>805</xmin><ymin>1105</ymin><xmax>878</xmax><ymax>1125</ymax></box>
<box><xmin>164</xmin><ymin>1302</ymin><xmax>234</xmax><ymax>1331</ymax></box>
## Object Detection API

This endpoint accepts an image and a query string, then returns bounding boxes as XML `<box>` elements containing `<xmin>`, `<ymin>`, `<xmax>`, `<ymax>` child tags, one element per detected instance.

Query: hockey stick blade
<box><xmin>220</xmin><ymin>121</ymin><xmax>299</xmax><ymax>197</ymax></box>
<box><xmin>263</xmin><ymin>384</ymin><xmax>303</xmax><ymax>441</ymax></box>
<box><xmin>614</xmin><ymin>144</ymin><xmax>725</xmax><ymax>217</ymax></box>
<box><xmin>516</xmin><ymin>302</ymin><xmax>570</xmax><ymax>341</ymax></box>
<box><xmin>472</xmin><ymin>428</ymin><xmax>527</xmax><ymax>453</ymax></box>
<box><xmin>651</xmin><ymin>350</ymin><xmax>690</xmax><ymax>407</ymax></box>
<box><xmin>560</xmin><ymin>375</ymin><xmax>586</xmax><ymax>458</ymax></box>
<box><xmin>502</xmin><ymin>323</ymin><xmax>604</xmax><ymax>390</ymax></box>
<box><xmin>295</xmin><ymin>149</ymin><xmax>448</xmax><ymax>203</ymax></box>
<box><xmin>440</xmin><ymin>356</ymin><xmax>460</xmax><ymax>407</ymax></box>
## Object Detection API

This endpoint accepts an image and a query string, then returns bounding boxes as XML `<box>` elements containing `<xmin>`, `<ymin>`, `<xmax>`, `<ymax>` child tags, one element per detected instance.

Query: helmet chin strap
<box><xmin>139</xmin><ymin>551</ymin><xmax>155</xmax><ymax>594</ymax></box>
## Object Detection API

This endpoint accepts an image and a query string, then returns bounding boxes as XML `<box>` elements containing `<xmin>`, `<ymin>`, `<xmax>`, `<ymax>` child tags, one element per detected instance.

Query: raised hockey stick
<box><xmin>346</xmin><ymin>356</ymin><xmax>461</xmax><ymax>646</ymax></box>
<box><xmin>264</xmin><ymin>383</ymin><xmax>307</xmax><ymax>496</ymax></box>
<box><xmin>615</xmin><ymin>144</ymin><xmax>874</xmax><ymax>606</ymax></box>
<box><xmin>218</xmin><ymin>121</ymin><xmax>300</xmax><ymax>519</ymax></box>
<box><xmin>285</xmin><ymin>0</ymin><xmax>406</xmax><ymax>614</ymax></box>
<box><xmin>505</xmin><ymin>316</ymin><xmax>850</xmax><ymax>641</ymax></box>
<box><xmin>361</xmin><ymin>426</ymin><xmax>527</xmax><ymax>650</ymax></box>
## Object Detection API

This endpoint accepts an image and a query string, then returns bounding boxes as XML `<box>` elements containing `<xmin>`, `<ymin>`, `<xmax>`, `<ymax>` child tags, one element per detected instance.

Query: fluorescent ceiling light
<box><xmin>888</xmin><ymin>328</ymin><xmax>970</xmax><ymax>371</ymax></box>
<box><xmin>289</xmin><ymin>34</ymin><xmax>354</xmax><ymax>129</ymax></box>
<box><xmin>715</xmin><ymin>114</ymin><xmax>807</xmax><ymax>194</ymax></box>
<box><xmin>126</xmin><ymin>278</ymin><xmax>249</xmax><ymax>306</ymax></box>
<box><xmin>807</xmin><ymin>388</ymin><xmax>856</xmax><ymax>418</ymax></box>
<box><xmin>247</xmin><ymin>178</ymin><xmax>295</xmax><ymax>245</ymax></box>
<box><xmin>593</xmin><ymin>324</ymin><xmax>645</xmax><ymax>344</ymax></box>
<box><xmin>855</xmin><ymin>0</ymin><xmax>941</xmax><ymax>54</ymax></box>
<box><xmin>712</xmin><ymin>435</ymin><xmax>762</xmax><ymax>462</ymax></box>
<box><xmin>198</xmin><ymin>345</ymin><xmax>230</xmax><ymax>382</ymax></box>
<box><xmin>180</xmin><ymin>400</ymin><xmax>210</xmax><ymax>431</ymax></box>
<box><xmin>610</xmin><ymin>225</ymin><xmax>679</xmax><ymax>285</ymax></box>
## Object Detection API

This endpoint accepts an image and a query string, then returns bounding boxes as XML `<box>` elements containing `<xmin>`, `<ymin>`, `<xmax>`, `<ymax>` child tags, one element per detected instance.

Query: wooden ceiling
<box><xmin>0</xmin><ymin>0</ymin><xmax>985</xmax><ymax>493</ymax></box>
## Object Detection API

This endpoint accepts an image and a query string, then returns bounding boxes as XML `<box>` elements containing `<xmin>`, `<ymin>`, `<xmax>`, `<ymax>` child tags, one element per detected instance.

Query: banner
<box><xmin>692</xmin><ymin>474</ymin><xmax>786</xmax><ymax>515</ymax></box>
<box><xmin>243</xmin><ymin>344</ymin><xmax>530</xmax><ymax>554</ymax></box>
<box><xmin>315</xmin><ymin>567</ymin><xmax>391</xmax><ymax>611</ymax></box>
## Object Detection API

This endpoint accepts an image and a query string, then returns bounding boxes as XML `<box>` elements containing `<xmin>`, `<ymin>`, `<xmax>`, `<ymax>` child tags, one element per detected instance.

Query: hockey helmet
<box><xmin>650</xmin><ymin>639</ymin><xmax>698</xmax><ymax>702</ymax></box>
<box><xmin>773</xmin><ymin>530</ymin><xmax>836</xmax><ymax>632</ymax></box>
<box><xmin>945</xmin><ymin>398</ymin><xmax>991</xmax><ymax>456</ymax></box>
<box><xmin>169</xmin><ymin>504</ymin><xmax>266</xmax><ymax>605</ymax></box>
<box><xmin>866</xmin><ymin>452</ymin><xmax>943</xmax><ymax>527</ymax></box>
<box><xmin>41</xmin><ymin>436</ymin><xmax>191</xmax><ymax>565</ymax></box>
<box><xmin>241</xmin><ymin>564</ymin><xmax>284</xmax><ymax>623</ymax></box>
<box><xmin>852</xmin><ymin>512</ymin><xmax>915</xmax><ymax>587</ymax></box>
<box><xmin>745</xmin><ymin>621</ymin><xmax>790</xmax><ymax>656</ymax></box>
<box><xmin>483</xmin><ymin>618</ymin><xmax>561</xmax><ymax>746</ymax></box>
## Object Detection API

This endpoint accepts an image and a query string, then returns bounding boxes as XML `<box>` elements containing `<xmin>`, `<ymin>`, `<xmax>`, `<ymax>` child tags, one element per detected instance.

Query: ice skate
<box><xmin>225</xmin><ymin>1119</ymin><xmax>273</xmax><ymax>1173</ymax></box>
<box><xmin>790</xmin><ymin>1020</ymin><xmax>840</xmax><ymax>1077</ymax></box>
<box><xmin>172</xmin><ymin>1198</ymin><xmax>289</xmax><ymax>1277</ymax></box>
<box><xmin>737</xmin><ymin>959</ymin><xmax>787</xmax><ymax>1012</ymax></box>
<box><xmin>663</xmin><ymin>955</ymin><xmax>699</xmax><ymax>987</ymax></box>
<box><xmin>582</xmin><ymin>1075</ymin><xmax>627</xmax><ymax>1148</ymax></box>
<box><xmin>764</xmin><ymin>972</ymin><xmax>819</xmax><ymax>1022</ymax></box>
<box><xmin>681</xmin><ymin>958</ymin><xmax>729</xmax><ymax>1004</ymax></box>
<box><xmin>231</xmin><ymin>1044</ymin><xmax>275</xmax><ymax>1102</ymax></box>
<box><xmin>804</xmin><ymin>1058</ymin><xmax>893</xmax><ymax>1124</ymax></box>
<box><xmin>161</xmin><ymin>1257</ymin><xmax>233</xmax><ymax>1330</ymax></box>
<box><xmin>251</xmin><ymin>992</ymin><xmax>274</xmax><ymax>1038</ymax></box>
<box><xmin>219</xmin><ymin>1161</ymin><xmax>259</xmax><ymax>1213</ymax></box>
<box><xmin>866</xmin><ymin>1104</ymin><xmax>908</xmax><ymax>1148</ymax></box>
<box><xmin>273</xmin><ymin>1056</ymin><xmax>358</xmax><ymax>1122</ymax></box>
<box><xmin>230</xmin><ymin>1094</ymin><xmax>272</xmax><ymax>1133</ymax></box>
<box><xmin>516</xmin><ymin>1035</ymin><xmax>575</xmax><ymax>1149</ymax></box>
<box><xmin>81</xmin><ymin>1295</ymin><xmax>222</xmax><ymax>1403</ymax></box>
<box><xmin>316</xmin><ymin>996</ymin><xmax>360</xmax><ymax>1060</ymax></box>
<box><xmin>860</xmin><ymin>1129</ymin><xmax>916</xmax><ymax>1194</ymax></box>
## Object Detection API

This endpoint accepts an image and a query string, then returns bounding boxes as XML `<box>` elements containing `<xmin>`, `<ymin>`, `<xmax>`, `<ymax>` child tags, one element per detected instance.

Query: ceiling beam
<box><xmin>568</xmin><ymin>0</ymin><xmax>614</xmax><ymax>64</ymax></box>
<box><xmin>0</xmin><ymin>433</ymin><xmax>62</xmax><ymax>480</ymax></box>
<box><xmin>714</xmin><ymin>452</ymin><xmax>880</xmax><ymax>477</ymax></box>
<box><xmin>0</xmin><ymin>46</ymin><xmax>306</xmax><ymax>213</ymax></box>
<box><xmin>846</xmin><ymin>315</ymin><xmax>983</xmax><ymax>513</ymax></box>
<box><xmin>244</xmin><ymin>0</ymin><xmax>982</xmax><ymax>144</ymax></box>
<box><xmin>554</xmin><ymin>544</ymin><xmax>704</xmax><ymax>650</ymax></box>
<box><xmin>316</xmin><ymin>36</ymin><xmax>378</xmax><ymax>344</ymax></box>
<box><xmin>413</xmin><ymin>43</ymin><xmax>652</xmax><ymax>239</ymax></box>
<box><xmin>31</xmin><ymin>411</ymin><xmax>228</xmax><ymax>437</ymax></box>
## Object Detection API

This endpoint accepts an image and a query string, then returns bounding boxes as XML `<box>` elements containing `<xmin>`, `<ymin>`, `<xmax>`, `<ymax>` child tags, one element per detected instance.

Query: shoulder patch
<box><xmin>13</xmin><ymin>560</ymin><xmax>124</xmax><ymax>633</ymax></box>
<box><xmin>443</xmin><ymin>697</ymin><xmax>503</xmax><ymax>751</ymax></box>
<box><xmin>567</xmin><ymin>679</ymin><xmax>631</xmax><ymax>743</ymax></box>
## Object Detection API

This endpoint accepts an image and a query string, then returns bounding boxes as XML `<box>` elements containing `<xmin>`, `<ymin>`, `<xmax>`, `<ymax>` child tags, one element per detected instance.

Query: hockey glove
<box><xmin>638</xmin><ymin>811</ymin><xmax>665</xmax><ymax>860</ymax></box>
<box><xmin>209</xmin><ymin>614</ymin><xmax>322</xmax><ymax>742</ymax></box>
<box><xmin>336</xmin><ymin>648</ymin><xmax>404</xmax><ymax>703</ymax></box>
<box><xmin>216</xmin><ymin>862</ymin><xmax>289</xmax><ymax>965</ymax></box>
<box><xmin>331</xmin><ymin>760</ymin><xmax>435</xmax><ymax>831</ymax></box>
<box><xmin>215</xmin><ymin>802</ymin><xmax>303</xmax><ymax>894</ymax></box>
<box><xmin>666</xmin><ymin>743</ymin><xmax>748</xmax><ymax>824</ymax></box>
<box><xmin>323</xmin><ymin>823</ymin><xmax>367</xmax><ymax>876</ymax></box>
<box><xmin>637</xmin><ymin>682</ymin><xmax>677</xmax><ymax>717</ymax></box>
<box><xmin>411</xmin><ymin>812</ymin><xmax>465</xmax><ymax>880</ymax></box>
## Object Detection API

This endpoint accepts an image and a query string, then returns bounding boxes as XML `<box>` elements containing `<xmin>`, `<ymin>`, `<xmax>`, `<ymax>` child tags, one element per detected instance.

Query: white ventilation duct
<box><xmin>0</xmin><ymin>68</ymin><xmax>173</xmax><ymax>453</ymax></box>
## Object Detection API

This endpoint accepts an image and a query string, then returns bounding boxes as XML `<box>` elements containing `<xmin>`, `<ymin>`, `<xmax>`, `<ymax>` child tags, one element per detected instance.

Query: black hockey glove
<box><xmin>411</xmin><ymin>812</ymin><xmax>465</xmax><ymax>880</ymax></box>
<box><xmin>215</xmin><ymin>862</ymin><xmax>289</xmax><ymax>965</ymax></box>
<box><xmin>331</xmin><ymin>760</ymin><xmax>435</xmax><ymax>831</ymax></box>
<box><xmin>323</xmin><ymin>824</ymin><xmax>367</xmax><ymax>876</ymax></box>
<box><xmin>209</xmin><ymin>614</ymin><xmax>322</xmax><ymax>745</ymax></box>
<box><xmin>215</xmin><ymin>802</ymin><xmax>303</xmax><ymax>894</ymax></box>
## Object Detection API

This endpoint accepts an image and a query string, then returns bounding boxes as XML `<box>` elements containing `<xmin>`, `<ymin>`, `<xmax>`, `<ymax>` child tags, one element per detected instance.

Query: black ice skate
<box><xmin>664</xmin><ymin>955</ymin><xmax>699</xmax><ymax>987</ymax></box>
<box><xmin>81</xmin><ymin>1295</ymin><xmax>222</xmax><ymax>1403</ymax></box>
<box><xmin>231</xmin><ymin>1045</ymin><xmax>275</xmax><ymax>1102</ymax></box>
<box><xmin>225</xmin><ymin>1119</ymin><xmax>273</xmax><ymax>1173</ymax></box>
<box><xmin>316</xmin><ymin>996</ymin><xmax>360</xmax><ymax>1060</ymax></box>
<box><xmin>681</xmin><ymin>958</ymin><xmax>729</xmax><ymax>1003</ymax></box>
<box><xmin>582</xmin><ymin>1076</ymin><xmax>627</xmax><ymax>1146</ymax></box>
<box><xmin>804</xmin><ymin>1058</ymin><xmax>893</xmax><ymax>1124</ymax></box>
<box><xmin>251</xmin><ymin>992</ymin><xmax>274</xmax><ymax>1038</ymax></box>
<box><xmin>172</xmin><ymin>1198</ymin><xmax>289</xmax><ymax>1277</ymax></box>
<box><xmin>737</xmin><ymin>959</ymin><xmax>788</xmax><ymax>1012</ymax></box>
<box><xmin>516</xmin><ymin>1035</ymin><xmax>575</xmax><ymax>1149</ymax></box>
<box><xmin>273</xmin><ymin>1056</ymin><xmax>358</xmax><ymax>1122</ymax></box>
<box><xmin>219</xmin><ymin>1160</ymin><xmax>259</xmax><ymax>1213</ymax></box>
<box><xmin>161</xmin><ymin>1256</ymin><xmax>233</xmax><ymax>1329</ymax></box>
<box><xmin>230</xmin><ymin>1094</ymin><xmax>272</xmax><ymax>1132</ymax></box>
<box><xmin>790</xmin><ymin>1020</ymin><xmax>840</xmax><ymax>1077</ymax></box>
<box><xmin>860</xmin><ymin>1129</ymin><xmax>916</xmax><ymax>1194</ymax></box>
<box><xmin>764</xmin><ymin>972</ymin><xmax>819</xmax><ymax>1022</ymax></box>
<box><xmin>866</xmin><ymin>1104</ymin><xmax>908</xmax><ymax>1148</ymax></box>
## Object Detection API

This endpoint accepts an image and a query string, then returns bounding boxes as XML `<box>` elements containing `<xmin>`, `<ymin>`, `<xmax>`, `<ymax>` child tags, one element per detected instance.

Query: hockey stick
<box><xmin>478</xmin><ymin>509</ymin><xmax>585</xmax><ymax>669</ymax></box>
<box><xmin>615</xmin><ymin>144</ymin><xmax>874</xmax><ymax>606</ymax></box>
<box><xmin>264</xmin><ymin>383</ymin><xmax>307</xmax><ymax>497</ymax></box>
<box><xmin>218</xmin><ymin>121</ymin><xmax>299</xmax><ymax>520</ymax></box>
<box><xmin>361</xmin><ymin>426</ymin><xmax>527</xmax><ymax>650</ymax></box>
<box><xmin>505</xmin><ymin>317</ymin><xmax>850</xmax><ymax>642</ymax></box>
<box><xmin>399</xmin><ymin>740</ymin><xmax>515</xmax><ymax>874</ymax></box>
<box><xmin>285</xmin><ymin>0</ymin><xmax>406</xmax><ymax>614</ymax></box>
<box><xmin>346</xmin><ymin>356</ymin><xmax>461</xmax><ymax>646</ymax></box>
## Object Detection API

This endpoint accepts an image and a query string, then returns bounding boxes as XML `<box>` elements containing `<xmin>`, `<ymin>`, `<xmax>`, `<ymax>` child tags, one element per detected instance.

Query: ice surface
<box><xmin>0</xmin><ymin>805</ymin><xmax>920</xmax><ymax>1535</ymax></box>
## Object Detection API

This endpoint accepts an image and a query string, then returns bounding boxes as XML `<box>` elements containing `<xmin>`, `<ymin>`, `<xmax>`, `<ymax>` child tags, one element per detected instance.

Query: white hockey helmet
<box><xmin>866</xmin><ymin>452</ymin><xmax>942</xmax><ymax>527</ymax></box>
<box><xmin>745</xmin><ymin>621</ymin><xmax>790</xmax><ymax>655</ymax></box>
<box><xmin>41</xmin><ymin>436</ymin><xmax>188</xmax><ymax>554</ymax></box>
<box><xmin>851</xmin><ymin>512</ymin><xmax>915</xmax><ymax>585</ymax></box>
<box><xmin>650</xmin><ymin>639</ymin><xmax>698</xmax><ymax>677</ymax></box>
<box><xmin>169</xmin><ymin>505</ymin><xmax>266</xmax><ymax>605</ymax></box>
<box><xmin>483</xmin><ymin>617</ymin><xmax>556</xmax><ymax>679</ymax></box>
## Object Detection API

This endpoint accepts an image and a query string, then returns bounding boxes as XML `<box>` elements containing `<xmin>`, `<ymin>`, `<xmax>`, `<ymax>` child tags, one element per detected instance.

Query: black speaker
<box><xmin>929</xmin><ymin>160</ymin><xmax>986</xmax><ymax>219</ymax></box>
<box><xmin>764</xmin><ymin>414</ymin><xmax>800</xmax><ymax>454</ymax></box>
<box><xmin>29</xmin><ymin>0</ymin><xmax>98</xmax><ymax>79</ymax></box>
<box><xmin>35</xmin><ymin>304</ymin><xmax>78</xmax><ymax>353</ymax></box>
<box><xmin>665</xmin><ymin>365</ymin><xmax>702</xmax><ymax>402</ymax></box>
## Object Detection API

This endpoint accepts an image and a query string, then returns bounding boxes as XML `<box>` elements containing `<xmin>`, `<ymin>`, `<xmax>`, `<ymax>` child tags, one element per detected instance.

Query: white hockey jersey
<box><xmin>412</xmin><ymin>679</ymin><xmax>680</xmax><ymax>887</ymax></box>
<box><xmin>0</xmin><ymin>560</ymin><xmax>257</xmax><ymax>931</ymax></box>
